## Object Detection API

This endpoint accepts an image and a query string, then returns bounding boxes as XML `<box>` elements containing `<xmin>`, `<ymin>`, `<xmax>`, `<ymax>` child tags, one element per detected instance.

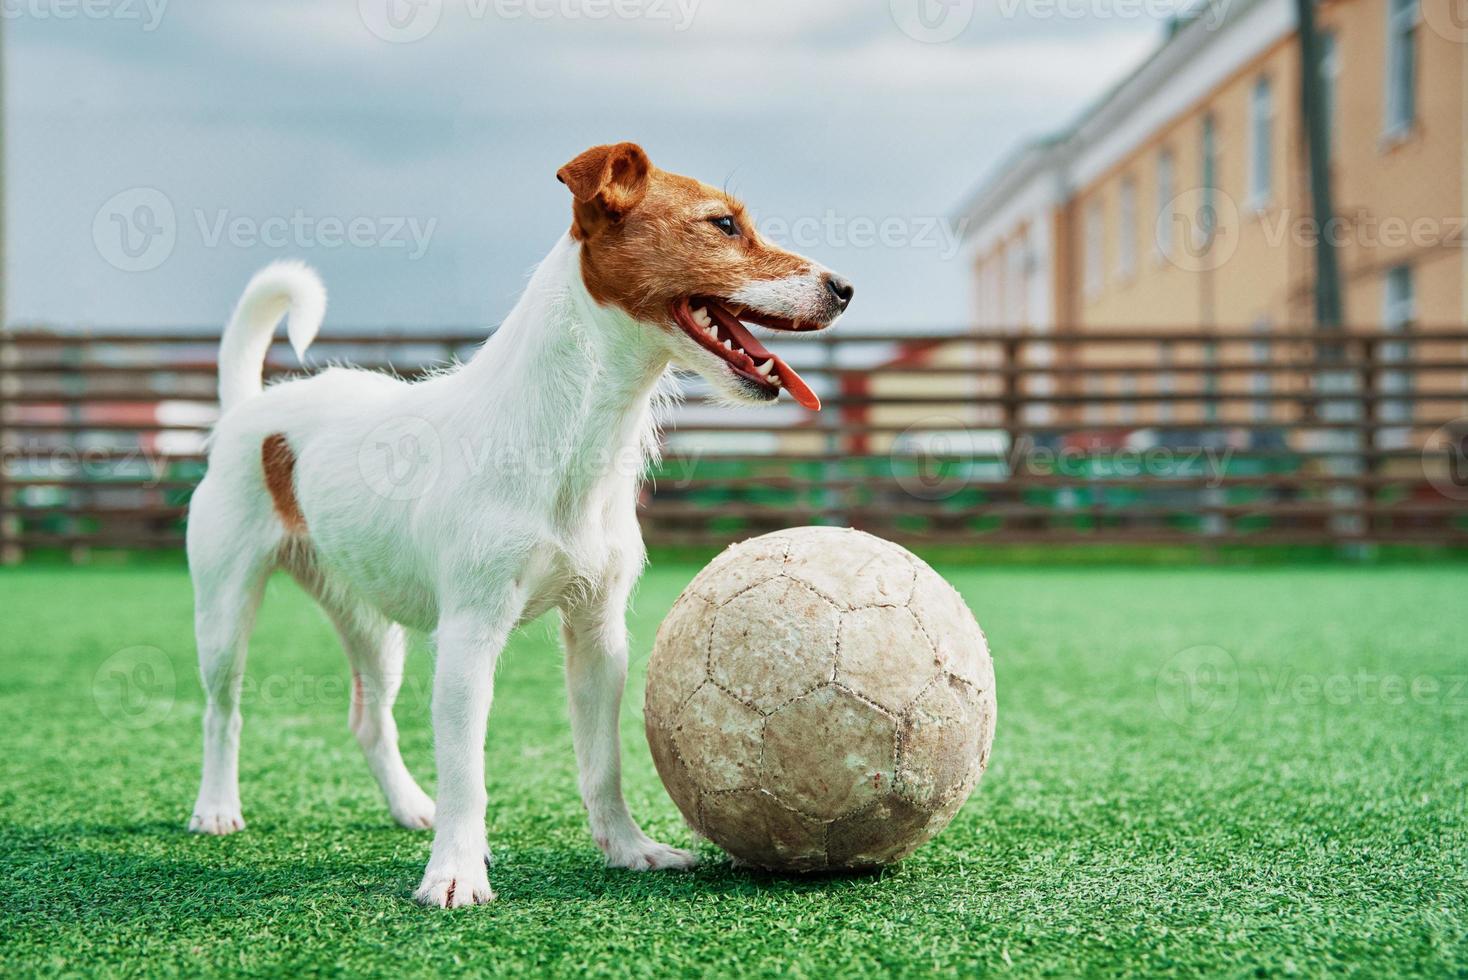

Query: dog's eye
<box><xmin>709</xmin><ymin>216</ymin><xmax>739</xmax><ymax>237</ymax></box>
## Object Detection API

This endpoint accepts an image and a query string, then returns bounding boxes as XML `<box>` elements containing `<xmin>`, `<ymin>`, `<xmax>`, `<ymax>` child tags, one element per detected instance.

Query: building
<box><xmin>961</xmin><ymin>0</ymin><xmax>1464</xmax><ymax>332</ymax></box>
<box><xmin>955</xmin><ymin>0</ymin><xmax>1466</xmax><ymax>431</ymax></box>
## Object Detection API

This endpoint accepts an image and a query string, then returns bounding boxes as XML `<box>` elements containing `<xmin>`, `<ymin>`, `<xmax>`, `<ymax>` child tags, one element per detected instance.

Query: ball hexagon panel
<box><xmin>645</xmin><ymin>592</ymin><xmax>717</xmax><ymax>724</ymax></box>
<box><xmin>907</xmin><ymin>563</ymin><xmax>992</xmax><ymax>692</ymax></box>
<box><xmin>670</xmin><ymin>683</ymin><xmax>764</xmax><ymax>793</ymax></box>
<box><xmin>689</xmin><ymin>533</ymin><xmax>790</xmax><ymax>605</ymax></box>
<box><xmin>896</xmin><ymin>674</ymin><xmax>992</xmax><ymax>809</ymax></box>
<box><xmin>762</xmin><ymin>684</ymin><xmax>897</xmax><ymax>819</ymax></box>
<box><xmin>835</xmin><ymin>605</ymin><xmax>941</xmax><ymax>715</ymax></box>
<box><xmin>827</xmin><ymin>793</ymin><xmax>935</xmax><ymax>868</ymax></box>
<box><xmin>781</xmin><ymin>527</ymin><xmax>915</xmax><ymax>610</ymax></box>
<box><xmin>708</xmin><ymin>577</ymin><xmax>839</xmax><ymax>714</ymax></box>
<box><xmin>699</xmin><ymin>790</ymin><xmax>828</xmax><ymax>872</ymax></box>
<box><xmin>645</xmin><ymin>719</ymin><xmax>701</xmax><ymax>827</ymax></box>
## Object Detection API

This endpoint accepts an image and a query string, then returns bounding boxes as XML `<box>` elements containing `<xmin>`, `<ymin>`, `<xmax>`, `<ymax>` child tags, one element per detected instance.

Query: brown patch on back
<box><xmin>261</xmin><ymin>433</ymin><xmax>307</xmax><ymax>533</ymax></box>
<box><xmin>556</xmin><ymin>143</ymin><xmax>811</xmax><ymax>324</ymax></box>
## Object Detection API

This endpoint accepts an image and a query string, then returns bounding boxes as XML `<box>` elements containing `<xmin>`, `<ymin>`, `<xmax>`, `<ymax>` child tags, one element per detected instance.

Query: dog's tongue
<box><xmin>707</xmin><ymin>304</ymin><xmax>822</xmax><ymax>411</ymax></box>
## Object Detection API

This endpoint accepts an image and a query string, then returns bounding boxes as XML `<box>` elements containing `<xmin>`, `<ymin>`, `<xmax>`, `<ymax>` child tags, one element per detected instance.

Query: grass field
<box><xmin>1</xmin><ymin>560</ymin><xmax>1465</xmax><ymax>977</ymax></box>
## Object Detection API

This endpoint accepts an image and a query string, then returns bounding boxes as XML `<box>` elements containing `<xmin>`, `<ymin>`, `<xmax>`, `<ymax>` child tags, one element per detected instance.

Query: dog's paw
<box><xmin>188</xmin><ymin>806</ymin><xmax>245</xmax><ymax>836</ymax></box>
<box><xmin>601</xmin><ymin>833</ymin><xmax>698</xmax><ymax>872</ymax></box>
<box><xmin>389</xmin><ymin>788</ymin><xmax>436</xmax><ymax>831</ymax></box>
<box><xmin>414</xmin><ymin>860</ymin><xmax>495</xmax><ymax>909</ymax></box>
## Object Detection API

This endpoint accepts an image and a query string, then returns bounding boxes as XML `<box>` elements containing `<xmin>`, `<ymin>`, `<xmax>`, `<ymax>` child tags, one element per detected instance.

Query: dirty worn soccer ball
<box><xmin>644</xmin><ymin>527</ymin><xmax>996</xmax><ymax>872</ymax></box>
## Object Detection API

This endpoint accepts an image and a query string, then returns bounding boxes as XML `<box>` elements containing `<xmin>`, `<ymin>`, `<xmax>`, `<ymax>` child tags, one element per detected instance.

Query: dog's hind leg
<box><xmin>187</xmin><ymin>504</ymin><xmax>276</xmax><ymax>835</ymax></box>
<box><xmin>289</xmin><ymin>559</ymin><xmax>435</xmax><ymax>830</ymax></box>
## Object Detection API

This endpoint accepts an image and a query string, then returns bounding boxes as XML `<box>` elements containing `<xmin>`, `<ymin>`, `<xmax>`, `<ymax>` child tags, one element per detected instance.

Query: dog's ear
<box><xmin>557</xmin><ymin>142</ymin><xmax>651</xmax><ymax>236</ymax></box>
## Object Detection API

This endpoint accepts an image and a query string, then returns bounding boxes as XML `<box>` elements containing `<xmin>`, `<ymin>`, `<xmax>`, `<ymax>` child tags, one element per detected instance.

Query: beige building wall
<box><xmin>961</xmin><ymin>0</ymin><xmax>1465</xmax><ymax>430</ymax></box>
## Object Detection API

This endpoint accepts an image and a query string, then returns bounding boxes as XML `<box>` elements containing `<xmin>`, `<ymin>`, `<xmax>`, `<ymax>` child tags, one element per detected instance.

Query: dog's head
<box><xmin>558</xmin><ymin>142</ymin><xmax>853</xmax><ymax>411</ymax></box>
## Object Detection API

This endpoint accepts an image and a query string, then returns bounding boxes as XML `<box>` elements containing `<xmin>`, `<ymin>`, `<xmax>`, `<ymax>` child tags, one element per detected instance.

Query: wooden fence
<box><xmin>3</xmin><ymin>326</ymin><xmax>1467</xmax><ymax>557</ymax></box>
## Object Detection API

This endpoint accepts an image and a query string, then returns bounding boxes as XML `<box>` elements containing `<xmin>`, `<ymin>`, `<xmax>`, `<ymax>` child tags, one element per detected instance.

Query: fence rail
<box><xmin>3</xmin><ymin>326</ymin><xmax>1468</xmax><ymax>557</ymax></box>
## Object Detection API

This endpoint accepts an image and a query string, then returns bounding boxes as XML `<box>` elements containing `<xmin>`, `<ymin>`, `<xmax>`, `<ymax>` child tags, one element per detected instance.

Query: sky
<box><xmin>5</xmin><ymin>0</ymin><xmax>1180</xmax><ymax>332</ymax></box>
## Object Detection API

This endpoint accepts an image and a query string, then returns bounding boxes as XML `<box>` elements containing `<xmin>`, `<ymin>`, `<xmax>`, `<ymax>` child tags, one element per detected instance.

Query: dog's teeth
<box><xmin>772</xmin><ymin>375</ymin><xmax>783</xmax><ymax>387</ymax></box>
<box><xmin>692</xmin><ymin>307</ymin><xmax>712</xmax><ymax>328</ymax></box>
<box><xmin>756</xmin><ymin>359</ymin><xmax>774</xmax><ymax>377</ymax></box>
<box><xmin>723</xmin><ymin>339</ymin><xmax>734</xmax><ymax>351</ymax></box>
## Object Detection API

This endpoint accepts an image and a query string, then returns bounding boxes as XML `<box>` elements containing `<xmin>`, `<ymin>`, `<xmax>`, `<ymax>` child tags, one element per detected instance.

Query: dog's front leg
<box><xmin>563</xmin><ymin>588</ymin><xmax>698</xmax><ymax>872</ymax></box>
<box><xmin>414</xmin><ymin>605</ymin><xmax>516</xmax><ymax>908</ymax></box>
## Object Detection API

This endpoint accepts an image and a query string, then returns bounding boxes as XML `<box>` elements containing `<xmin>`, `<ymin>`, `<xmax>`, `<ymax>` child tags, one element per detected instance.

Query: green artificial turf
<box><xmin>0</xmin><ymin>561</ymin><xmax>1464</xmax><ymax>977</ymax></box>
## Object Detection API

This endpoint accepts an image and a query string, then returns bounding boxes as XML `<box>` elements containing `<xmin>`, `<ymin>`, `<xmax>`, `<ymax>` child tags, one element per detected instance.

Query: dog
<box><xmin>186</xmin><ymin>142</ymin><xmax>853</xmax><ymax>907</ymax></box>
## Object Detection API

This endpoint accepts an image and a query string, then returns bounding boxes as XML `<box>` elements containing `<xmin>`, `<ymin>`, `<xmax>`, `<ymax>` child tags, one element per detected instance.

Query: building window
<box><xmin>1118</xmin><ymin>176</ymin><xmax>1137</xmax><ymax>280</ymax></box>
<box><xmin>1385</xmin><ymin>0</ymin><xmax>1418</xmax><ymax>138</ymax></box>
<box><xmin>1119</xmin><ymin>373</ymin><xmax>1137</xmax><ymax>426</ymax></box>
<box><xmin>1200</xmin><ymin>114</ymin><xmax>1218</xmax><ymax>245</ymax></box>
<box><xmin>1085</xmin><ymin>200</ymin><xmax>1104</xmax><ymax>298</ymax></box>
<box><xmin>1251</xmin><ymin>318</ymin><xmax>1272</xmax><ymax>422</ymax></box>
<box><xmin>1004</xmin><ymin>239</ymin><xmax>1027</xmax><ymax>328</ymax></box>
<box><xmin>1249</xmin><ymin>77</ymin><xmax>1273</xmax><ymax>207</ymax></box>
<box><xmin>1319</xmin><ymin>31</ymin><xmax>1339</xmax><ymax>159</ymax></box>
<box><xmin>1155</xmin><ymin>148</ymin><xmax>1174</xmax><ymax>260</ymax></box>
<box><xmin>1380</xmin><ymin>265</ymin><xmax>1415</xmax><ymax>439</ymax></box>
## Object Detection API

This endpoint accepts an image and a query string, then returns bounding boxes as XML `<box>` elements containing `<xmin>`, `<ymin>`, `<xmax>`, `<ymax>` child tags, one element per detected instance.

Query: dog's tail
<box><xmin>218</xmin><ymin>260</ymin><xmax>326</xmax><ymax>412</ymax></box>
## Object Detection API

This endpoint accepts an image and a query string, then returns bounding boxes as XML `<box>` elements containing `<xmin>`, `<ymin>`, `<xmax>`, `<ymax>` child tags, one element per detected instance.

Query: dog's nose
<box><xmin>825</xmin><ymin>274</ymin><xmax>855</xmax><ymax>311</ymax></box>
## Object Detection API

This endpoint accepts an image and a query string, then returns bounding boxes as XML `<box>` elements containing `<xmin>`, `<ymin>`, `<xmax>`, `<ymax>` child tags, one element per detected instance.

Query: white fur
<box><xmin>218</xmin><ymin>260</ymin><xmax>326</xmax><ymax>410</ymax></box>
<box><xmin>187</xmin><ymin>236</ymin><xmax>720</xmax><ymax>907</ymax></box>
<box><xmin>728</xmin><ymin>265</ymin><xmax>836</xmax><ymax>323</ymax></box>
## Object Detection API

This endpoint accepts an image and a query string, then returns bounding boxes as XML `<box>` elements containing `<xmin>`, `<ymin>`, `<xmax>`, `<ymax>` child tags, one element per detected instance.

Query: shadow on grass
<box><xmin>0</xmin><ymin>822</ymin><xmax>900</xmax><ymax>923</ymax></box>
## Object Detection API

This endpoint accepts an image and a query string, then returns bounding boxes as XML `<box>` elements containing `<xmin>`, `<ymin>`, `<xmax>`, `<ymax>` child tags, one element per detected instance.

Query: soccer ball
<box><xmin>644</xmin><ymin>526</ymin><xmax>996</xmax><ymax>872</ymax></box>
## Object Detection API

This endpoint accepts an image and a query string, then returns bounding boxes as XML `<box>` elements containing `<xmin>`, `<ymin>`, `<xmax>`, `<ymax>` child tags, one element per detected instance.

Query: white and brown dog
<box><xmin>185</xmin><ymin>142</ymin><xmax>853</xmax><ymax>907</ymax></box>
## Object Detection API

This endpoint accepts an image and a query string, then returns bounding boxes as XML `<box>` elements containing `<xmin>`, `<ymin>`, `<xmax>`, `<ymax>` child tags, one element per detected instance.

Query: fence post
<box><xmin>1000</xmin><ymin>336</ymin><xmax>1022</xmax><ymax>536</ymax></box>
<box><xmin>0</xmin><ymin>331</ymin><xmax>15</xmax><ymax>565</ymax></box>
<box><xmin>821</xmin><ymin>332</ymin><xmax>844</xmax><ymax>529</ymax></box>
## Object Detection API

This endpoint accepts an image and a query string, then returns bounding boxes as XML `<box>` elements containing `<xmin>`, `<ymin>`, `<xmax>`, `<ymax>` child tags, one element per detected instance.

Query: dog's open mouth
<box><xmin>670</xmin><ymin>297</ymin><xmax>823</xmax><ymax>410</ymax></box>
